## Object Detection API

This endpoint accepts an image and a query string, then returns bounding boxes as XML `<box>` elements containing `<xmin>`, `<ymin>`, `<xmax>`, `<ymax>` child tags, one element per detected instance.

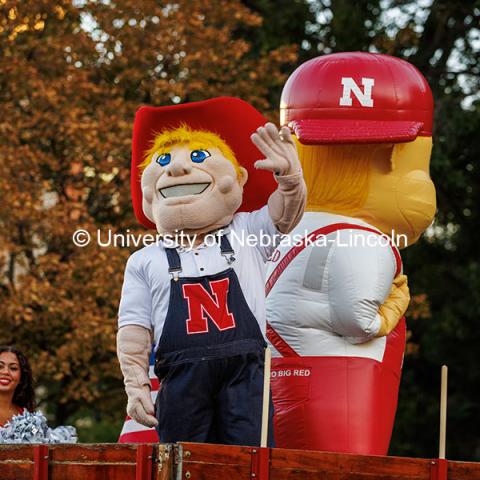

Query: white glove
<box><xmin>126</xmin><ymin>384</ymin><xmax>158</xmax><ymax>428</ymax></box>
<box><xmin>251</xmin><ymin>122</ymin><xmax>301</xmax><ymax>176</ymax></box>
<box><xmin>117</xmin><ymin>325</ymin><xmax>158</xmax><ymax>428</ymax></box>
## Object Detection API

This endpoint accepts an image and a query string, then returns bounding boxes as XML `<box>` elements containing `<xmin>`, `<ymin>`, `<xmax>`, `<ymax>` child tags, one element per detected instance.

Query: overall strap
<box><xmin>165</xmin><ymin>248</ymin><xmax>182</xmax><ymax>281</ymax></box>
<box><xmin>266</xmin><ymin>223</ymin><xmax>402</xmax><ymax>296</ymax></box>
<box><xmin>220</xmin><ymin>234</ymin><xmax>236</xmax><ymax>265</ymax></box>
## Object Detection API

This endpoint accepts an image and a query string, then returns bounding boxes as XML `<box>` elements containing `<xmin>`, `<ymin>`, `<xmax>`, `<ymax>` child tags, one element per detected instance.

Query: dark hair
<box><xmin>0</xmin><ymin>346</ymin><xmax>36</xmax><ymax>412</ymax></box>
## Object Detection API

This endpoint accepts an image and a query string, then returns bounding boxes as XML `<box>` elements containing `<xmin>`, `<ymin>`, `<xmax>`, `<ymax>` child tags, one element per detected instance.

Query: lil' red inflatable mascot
<box><xmin>267</xmin><ymin>53</ymin><xmax>436</xmax><ymax>455</ymax></box>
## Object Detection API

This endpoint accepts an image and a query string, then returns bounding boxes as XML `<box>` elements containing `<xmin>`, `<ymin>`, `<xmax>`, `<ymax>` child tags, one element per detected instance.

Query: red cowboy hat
<box><xmin>131</xmin><ymin>97</ymin><xmax>277</xmax><ymax>229</ymax></box>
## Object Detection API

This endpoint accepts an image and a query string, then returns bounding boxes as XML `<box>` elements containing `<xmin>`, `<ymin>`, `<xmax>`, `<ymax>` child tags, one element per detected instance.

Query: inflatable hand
<box><xmin>126</xmin><ymin>384</ymin><xmax>158</xmax><ymax>428</ymax></box>
<box><xmin>376</xmin><ymin>274</ymin><xmax>410</xmax><ymax>337</ymax></box>
<box><xmin>252</xmin><ymin>123</ymin><xmax>301</xmax><ymax>176</ymax></box>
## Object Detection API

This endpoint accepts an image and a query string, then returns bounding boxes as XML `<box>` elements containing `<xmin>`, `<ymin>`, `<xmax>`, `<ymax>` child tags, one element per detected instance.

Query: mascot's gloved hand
<box><xmin>251</xmin><ymin>123</ymin><xmax>307</xmax><ymax>234</ymax></box>
<box><xmin>375</xmin><ymin>274</ymin><xmax>410</xmax><ymax>337</ymax></box>
<box><xmin>126</xmin><ymin>384</ymin><xmax>157</xmax><ymax>428</ymax></box>
<box><xmin>117</xmin><ymin>325</ymin><xmax>158</xmax><ymax>428</ymax></box>
<box><xmin>251</xmin><ymin>123</ymin><xmax>301</xmax><ymax>176</ymax></box>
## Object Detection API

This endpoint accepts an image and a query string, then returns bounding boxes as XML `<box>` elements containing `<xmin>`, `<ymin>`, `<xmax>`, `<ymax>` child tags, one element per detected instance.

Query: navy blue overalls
<box><xmin>154</xmin><ymin>234</ymin><xmax>274</xmax><ymax>446</ymax></box>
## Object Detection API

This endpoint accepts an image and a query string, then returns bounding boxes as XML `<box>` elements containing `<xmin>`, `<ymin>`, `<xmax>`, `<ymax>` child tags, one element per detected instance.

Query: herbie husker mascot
<box><xmin>117</xmin><ymin>97</ymin><xmax>306</xmax><ymax>445</ymax></box>
<box><xmin>266</xmin><ymin>53</ymin><xmax>436</xmax><ymax>454</ymax></box>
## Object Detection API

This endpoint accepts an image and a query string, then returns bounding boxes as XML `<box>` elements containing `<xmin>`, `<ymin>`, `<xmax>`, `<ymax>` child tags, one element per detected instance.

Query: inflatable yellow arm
<box><xmin>375</xmin><ymin>274</ymin><xmax>410</xmax><ymax>337</ymax></box>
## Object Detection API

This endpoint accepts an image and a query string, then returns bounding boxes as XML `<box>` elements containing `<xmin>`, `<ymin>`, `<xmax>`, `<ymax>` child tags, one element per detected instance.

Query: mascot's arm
<box><xmin>117</xmin><ymin>325</ymin><xmax>158</xmax><ymax>428</ymax></box>
<box><xmin>326</xmin><ymin>231</ymin><xmax>408</xmax><ymax>344</ymax></box>
<box><xmin>375</xmin><ymin>274</ymin><xmax>410</xmax><ymax>337</ymax></box>
<box><xmin>251</xmin><ymin>123</ymin><xmax>306</xmax><ymax>234</ymax></box>
<box><xmin>117</xmin><ymin>253</ymin><xmax>157</xmax><ymax>427</ymax></box>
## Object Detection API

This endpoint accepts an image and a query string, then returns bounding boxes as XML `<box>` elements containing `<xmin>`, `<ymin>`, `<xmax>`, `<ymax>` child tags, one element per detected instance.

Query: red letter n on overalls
<box><xmin>182</xmin><ymin>278</ymin><xmax>236</xmax><ymax>334</ymax></box>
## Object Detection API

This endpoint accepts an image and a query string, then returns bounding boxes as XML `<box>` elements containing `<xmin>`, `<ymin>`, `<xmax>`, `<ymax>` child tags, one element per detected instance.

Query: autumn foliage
<box><xmin>0</xmin><ymin>0</ymin><xmax>296</xmax><ymax>428</ymax></box>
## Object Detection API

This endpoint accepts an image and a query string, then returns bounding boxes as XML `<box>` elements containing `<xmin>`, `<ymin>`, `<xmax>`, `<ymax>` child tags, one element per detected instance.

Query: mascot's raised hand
<box><xmin>251</xmin><ymin>122</ymin><xmax>305</xmax><ymax>234</ymax></box>
<box><xmin>251</xmin><ymin>123</ymin><xmax>301</xmax><ymax>176</ymax></box>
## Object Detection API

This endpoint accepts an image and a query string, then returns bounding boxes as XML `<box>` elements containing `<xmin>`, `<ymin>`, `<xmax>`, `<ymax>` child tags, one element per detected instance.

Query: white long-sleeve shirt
<box><xmin>118</xmin><ymin>206</ymin><xmax>278</xmax><ymax>347</ymax></box>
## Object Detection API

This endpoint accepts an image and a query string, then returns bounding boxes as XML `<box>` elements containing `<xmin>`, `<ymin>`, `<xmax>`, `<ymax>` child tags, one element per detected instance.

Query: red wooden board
<box><xmin>270</xmin><ymin>448</ymin><xmax>432</xmax><ymax>479</ymax></box>
<box><xmin>1</xmin><ymin>443</ymin><xmax>480</xmax><ymax>480</ymax></box>
<box><xmin>449</xmin><ymin>460</ymin><xmax>480</xmax><ymax>480</ymax></box>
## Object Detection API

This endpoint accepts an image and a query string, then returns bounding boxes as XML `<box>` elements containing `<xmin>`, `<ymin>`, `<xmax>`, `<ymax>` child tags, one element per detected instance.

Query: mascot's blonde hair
<box><xmin>141</xmin><ymin>125</ymin><xmax>241</xmax><ymax>176</ymax></box>
<box><xmin>296</xmin><ymin>140</ymin><xmax>381</xmax><ymax>215</ymax></box>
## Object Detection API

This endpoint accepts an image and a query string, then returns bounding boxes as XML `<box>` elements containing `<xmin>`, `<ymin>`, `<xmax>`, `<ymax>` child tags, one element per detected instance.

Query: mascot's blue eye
<box><xmin>156</xmin><ymin>153</ymin><xmax>171</xmax><ymax>166</ymax></box>
<box><xmin>190</xmin><ymin>150</ymin><xmax>211</xmax><ymax>163</ymax></box>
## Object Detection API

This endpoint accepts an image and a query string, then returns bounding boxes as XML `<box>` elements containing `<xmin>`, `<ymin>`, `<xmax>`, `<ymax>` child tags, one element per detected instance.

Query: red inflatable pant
<box><xmin>270</xmin><ymin>318</ymin><xmax>406</xmax><ymax>455</ymax></box>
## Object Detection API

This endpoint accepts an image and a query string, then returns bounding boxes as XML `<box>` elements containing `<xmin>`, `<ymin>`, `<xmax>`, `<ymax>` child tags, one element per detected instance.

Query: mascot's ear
<box><xmin>238</xmin><ymin>166</ymin><xmax>248</xmax><ymax>187</ymax></box>
<box><xmin>141</xmin><ymin>170</ymin><xmax>155</xmax><ymax>222</ymax></box>
<box><xmin>141</xmin><ymin>164</ymin><xmax>155</xmax><ymax>204</ymax></box>
<box><xmin>142</xmin><ymin>196</ymin><xmax>154</xmax><ymax>223</ymax></box>
<box><xmin>143</xmin><ymin>184</ymin><xmax>154</xmax><ymax>204</ymax></box>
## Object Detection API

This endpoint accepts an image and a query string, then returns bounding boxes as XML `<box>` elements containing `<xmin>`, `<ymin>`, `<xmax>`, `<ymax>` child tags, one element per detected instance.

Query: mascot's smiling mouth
<box><xmin>159</xmin><ymin>183</ymin><xmax>211</xmax><ymax>198</ymax></box>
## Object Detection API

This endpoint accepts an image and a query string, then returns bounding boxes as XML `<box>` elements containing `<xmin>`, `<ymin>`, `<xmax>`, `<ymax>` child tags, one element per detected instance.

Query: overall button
<box><xmin>200</xmin><ymin>267</ymin><xmax>204</xmax><ymax>272</ymax></box>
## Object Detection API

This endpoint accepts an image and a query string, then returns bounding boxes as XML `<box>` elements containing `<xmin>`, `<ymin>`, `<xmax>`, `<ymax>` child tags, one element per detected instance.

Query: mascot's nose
<box><xmin>165</xmin><ymin>155</ymin><xmax>192</xmax><ymax>177</ymax></box>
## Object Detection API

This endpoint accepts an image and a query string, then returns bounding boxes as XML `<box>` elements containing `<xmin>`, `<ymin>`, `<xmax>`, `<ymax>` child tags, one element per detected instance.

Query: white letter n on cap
<box><xmin>339</xmin><ymin>77</ymin><xmax>375</xmax><ymax>107</ymax></box>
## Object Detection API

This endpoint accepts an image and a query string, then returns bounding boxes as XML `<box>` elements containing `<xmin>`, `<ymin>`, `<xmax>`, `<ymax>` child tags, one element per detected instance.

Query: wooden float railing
<box><xmin>1</xmin><ymin>442</ymin><xmax>480</xmax><ymax>480</ymax></box>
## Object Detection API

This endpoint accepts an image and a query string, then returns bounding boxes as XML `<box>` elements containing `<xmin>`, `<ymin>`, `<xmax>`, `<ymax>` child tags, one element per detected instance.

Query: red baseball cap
<box><xmin>131</xmin><ymin>97</ymin><xmax>277</xmax><ymax>229</ymax></box>
<box><xmin>280</xmin><ymin>52</ymin><xmax>433</xmax><ymax>145</ymax></box>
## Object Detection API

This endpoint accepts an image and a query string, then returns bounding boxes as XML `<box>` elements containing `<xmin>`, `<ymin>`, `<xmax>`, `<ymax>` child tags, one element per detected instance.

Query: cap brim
<box><xmin>290</xmin><ymin>119</ymin><xmax>424</xmax><ymax>145</ymax></box>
